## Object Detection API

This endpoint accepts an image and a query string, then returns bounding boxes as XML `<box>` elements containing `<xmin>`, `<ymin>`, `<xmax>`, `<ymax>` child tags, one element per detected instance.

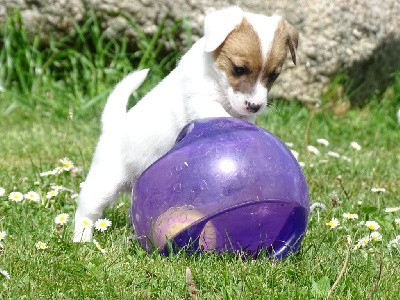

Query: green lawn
<box><xmin>1</xmin><ymin>12</ymin><xmax>400</xmax><ymax>300</ymax></box>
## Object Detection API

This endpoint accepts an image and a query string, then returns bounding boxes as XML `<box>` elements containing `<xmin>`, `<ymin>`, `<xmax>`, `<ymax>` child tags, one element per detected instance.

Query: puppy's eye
<box><xmin>233</xmin><ymin>65</ymin><xmax>250</xmax><ymax>77</ymax></box>
<box><xmin>268</xmin><ymin>71</ymin><xmax>280</xmax><ymax>81</ymax></box>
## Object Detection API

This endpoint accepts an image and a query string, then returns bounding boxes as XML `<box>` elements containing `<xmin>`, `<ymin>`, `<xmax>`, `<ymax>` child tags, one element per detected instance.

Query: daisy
<box><xmin>385</xmin><ymin>207</ymin><xmax>400</xmax><ymax>213</ymax></box>
<box><xmin>50</xmin><ymin>184</ymin><xmax>64</xmax><ymax>191</ymax></box>
<box><xmin>35</xmin><ymin>241</ymin><xmax>48</xmax><ymax>250</ymax></box>
<box><xmin>24</xmin><ymin>191</ymin><xmax>40</xmax><ymax>202</ymax></box>
<box><xmin>39</xmin><ymin>169</ymin><xmax>59</xmax><ymax>177</ymax></box>
<box><xmin>371</xmin><ymin>187</ymin><xmax>386</xmax><ymax>193</ymax></box>
<box><xmin>0</xmin><ymin>231</ymin><xmax>6</xmax><ymax>240</ymax></box>
<box><xmin>80</xmin><ymin>217</ymin><xmax>93</xmax><ymax>229</ymax></box>
<box><xmin>0</xmin><ymin>269</ymin><xmax>10</xmax><ymax>280</ymax></box>
<box><xmin>8</xmin><ymin>191</ymin><xmax>24</xmax><ymax>202</ymax></box>
<box><xmin>387</xmin><ymin>236</ymin><xmax>400</xmax><ymax>250</ymax></box>
<box><xmin>317</xmin><ymin>138</ymin><xmax>329</xmax><ymax>147</ymax></box>
<box><xmin>370</xmin><ymin>231</ymin><xmax>382</xmax><ymax>242</ymax></box>
<box><xmin>39</xmin><ymin>170</ymin><xmax>51</xmax><ymax>177</ymax></box>
<box><xmin>46</xmin><ymin>190</ymin><xmax>58</xmax><ymax>199</ymax></box>
<box><xmin>285</xmin><ymin>142</ymin><xmax>294</xmax><ymax>148</ymax></box>
<box><xmin>310</xmin><ymin>202</ymin><xmax>325</xmax><ymax>222</ymax></box>
<box><xmin>326</xmin><ymin>218</ymin><xmax>340</xmax><ymax>229</ymax></box>
<box><xmin>365</xmin><ymin>220</ymin><xmax>380</xmax><ymax>231</ymax></box>
<box><xmin>395</xmin><ymin>219</ymin><xmax>400</xmax><ymax>225</ymax></box>
<box><xmin>342</xmin><ymin>212</ymin><xmax>359</xmax><ymax>220</ymax></box>
<box><xmin>354</xmin><ymin>236</ymin><xmax>370</xmax><ymax>249</ymax></box>
<box><xmin>310</xmin><ymin>202</ymin><xmax>326</xmax><ymax>212</ymax></box>
<box><xmin>55</xmin><ymin>213</ymin><xmax>69</xmax><ymax>225</ymax></box>
<box><xmin>307</xmin><ymin>145</ymin><xmax>320</xmax><ymax>155</ymax></box>
<box><xmin>60</xmin><ymin>157</ymin><xmax>74</xmax><ymax>171</ymax></box>
<box><xmin>350</xmin><ymin>141</ymin><xmax>361</xmax><ymax>151</ymax></box>
<box><xmin>290</xmin><ymin>150</ymin><xmax>299</xmax><ymax>160</ymax></box>
<box><xmin>0</xmin><ymin>187</ymin><xmax>5</xmax><ymax>197</ymax></box>
<box><xmin>93</xmin><ymin>239</ymin><xmax>106</xmax><ymax>254</ymax></box>
<box><xmin>327</xmin><ymin>151</ymin><xmax>340</xmax><ymax>158</ymax></box>
<box><xmin>341</xmin><ymin>156</ymin><xmax>352</xmax><ymax>162</ymax></box>
<box><xmin>94</xmin><ymin>218</ymin><xmax>112</xmax><ymax>232</ymax></box>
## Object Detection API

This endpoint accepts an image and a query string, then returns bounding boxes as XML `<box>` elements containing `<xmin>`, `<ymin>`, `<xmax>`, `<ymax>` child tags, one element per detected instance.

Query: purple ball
<box><xmin>131</xmin><ymin>118</ymin><xmax>309</xmax><ymax>259</ymax></box>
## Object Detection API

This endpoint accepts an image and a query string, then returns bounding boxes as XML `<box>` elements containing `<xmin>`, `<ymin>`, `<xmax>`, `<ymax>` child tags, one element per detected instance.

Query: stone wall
<box><xmin>1</xmin><ymin>0</ymin><xmax>399</xmax><ymax>103</ymax></box>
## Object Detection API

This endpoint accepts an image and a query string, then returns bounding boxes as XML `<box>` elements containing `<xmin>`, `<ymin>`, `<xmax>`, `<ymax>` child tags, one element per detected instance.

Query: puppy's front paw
<box><xmin>73</xmin><ymin>223</ymin><xmax>94</xmax><ymax>243</ymax></box>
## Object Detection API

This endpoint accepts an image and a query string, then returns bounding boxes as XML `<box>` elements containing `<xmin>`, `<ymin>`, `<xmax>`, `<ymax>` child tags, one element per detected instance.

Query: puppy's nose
<box><xmin>246</xmin><ymin>102</ymin><xmax>262</xmax><ymax>113</ymax></box>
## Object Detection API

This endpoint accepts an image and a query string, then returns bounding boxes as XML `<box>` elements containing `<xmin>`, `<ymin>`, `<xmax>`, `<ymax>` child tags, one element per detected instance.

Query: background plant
<box><xmin>0</xmin><ymin>11</ymin><xmax>191</xmax><ymax>119</ymax></box>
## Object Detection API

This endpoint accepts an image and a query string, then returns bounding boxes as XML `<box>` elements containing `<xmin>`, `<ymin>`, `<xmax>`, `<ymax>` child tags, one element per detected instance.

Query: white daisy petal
<box><xmin>350</xmin><ymin>141</ymin><xmax>361</xmax><ymax>151</ymax></box>
<box><xmin>8</xmin><ymin>192</ymin><xmax>24</xmax><ymax>202</ymax></box>
<box><xmin>94</xmin><ymin>218</ymin><xmax>112</xmax><ymax>232</ymax></box>
<box><xmin>55</xmin><ymin>213</ymin><xmax>69</xmax><ymax>225</ymax></box>
<box><xmin>317</xmin><ymin>138</ymin><xmax>329</xmax><ymax>146</ymax></box>
<box><xmin>0</xmin><ymin>269</ymin><xmax>11</xmax><ymax>280</ymax></box>
<box><xmin>307</xmin><ymin>145</ymin><xmax>320</xmax><ymax>155</ymax></box>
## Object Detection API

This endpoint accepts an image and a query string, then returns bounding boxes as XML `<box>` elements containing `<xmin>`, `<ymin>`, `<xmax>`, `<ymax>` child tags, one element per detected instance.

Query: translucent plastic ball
<box><xmin>131</xmin><ymin>117</ymin><xmax>309</xmax><ymax>259</ymax></box>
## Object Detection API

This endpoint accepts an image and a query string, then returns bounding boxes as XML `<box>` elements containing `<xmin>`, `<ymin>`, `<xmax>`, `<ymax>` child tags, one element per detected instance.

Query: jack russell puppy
<box><xmin>73</xmin><ymin>6</ymin><xmax>299</xmax><ymax>242</ymax></box>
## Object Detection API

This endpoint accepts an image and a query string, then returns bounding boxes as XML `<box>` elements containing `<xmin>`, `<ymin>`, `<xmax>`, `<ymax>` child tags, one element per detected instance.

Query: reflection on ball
<box><xmin>153</xmin><ymin>206</ymin><xmax>216</xmax><ymax>250</ymax></box>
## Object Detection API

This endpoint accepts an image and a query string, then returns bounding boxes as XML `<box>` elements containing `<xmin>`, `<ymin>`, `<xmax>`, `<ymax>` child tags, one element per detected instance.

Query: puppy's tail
<box><xmin>101</xmin><ymin>69</ymin><xmax>149</xmax><ymax>130</ymax></box>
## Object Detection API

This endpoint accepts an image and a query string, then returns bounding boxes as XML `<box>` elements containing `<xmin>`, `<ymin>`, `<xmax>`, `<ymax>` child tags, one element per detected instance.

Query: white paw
<box><xmin>73</xmin><ymin>224</ymin><xmax>94</xmax><ymax>243</ymax></box>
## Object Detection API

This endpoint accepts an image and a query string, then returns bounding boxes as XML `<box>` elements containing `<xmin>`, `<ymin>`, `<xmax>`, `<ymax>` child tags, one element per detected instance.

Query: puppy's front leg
<box><xmin>73</xmin><ymin>174</ymin><xmax>124</xmax><ymax>242</ymax></box>
<box><xmin>73</xmin><ymin>180</ymin><xmax>121</xmax><ymax>242</ymax></box>
<box><xmin>190</xmin><ymin>99</ymin><xmax>231</xmax><ymax>120</ymax></box>
<box><xmin>73</xmin><ymin>137</ymin><xmax>126</xmax><ymax>242</ymax></box>
<box><xmin>190</xmin><ymin>99</ymin><xmax>256</xmax><ymax>123</ymax></box>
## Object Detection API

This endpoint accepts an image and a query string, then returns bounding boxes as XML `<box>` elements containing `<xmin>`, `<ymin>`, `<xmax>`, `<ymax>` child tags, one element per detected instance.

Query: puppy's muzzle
<box><xmin>245</xmin><ymin>101</ymin><xmax>262</xmax><ymax>113</ymax></box>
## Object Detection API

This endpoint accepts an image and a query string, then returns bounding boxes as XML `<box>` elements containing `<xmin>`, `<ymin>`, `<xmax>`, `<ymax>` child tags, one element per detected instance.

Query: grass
<box><xmin>1</xmin><ymin>11</ymin><xmax>400</xmax><ymax>300</ymax></box>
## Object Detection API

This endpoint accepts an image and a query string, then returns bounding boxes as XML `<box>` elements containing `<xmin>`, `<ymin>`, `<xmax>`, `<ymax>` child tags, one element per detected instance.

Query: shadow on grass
<box><xmin>342</xmin><ymin>35</ymin><xmax>400</xmax><ymax>106</ymax></box>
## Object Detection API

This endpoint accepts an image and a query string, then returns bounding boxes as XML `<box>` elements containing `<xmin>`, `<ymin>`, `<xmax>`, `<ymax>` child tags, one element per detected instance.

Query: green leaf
<box><xmin>311</xmin><ymin>276</ymin><xmax>331</xmax><ymax>298</ymax></box>
<box><xmin>361</xmin><ymin>206</ymin><xmax>378</xmax><ymax>214</ymax></box>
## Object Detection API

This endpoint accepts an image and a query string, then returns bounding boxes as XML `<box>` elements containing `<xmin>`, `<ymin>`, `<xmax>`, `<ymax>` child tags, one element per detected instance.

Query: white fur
<box><xmin>73</xmin><ymin>7</ymin><xmax>284</xmax><ymax>242</ymax></box>
<box><xmin>244</xmin><ymin>13</ymin><xmax>281</xmax><ymax>59</ymax></box>
<box><xmin>204</xmin><ymin>6</ymin><xmax>244</xmax><ymax>52</ymax></box>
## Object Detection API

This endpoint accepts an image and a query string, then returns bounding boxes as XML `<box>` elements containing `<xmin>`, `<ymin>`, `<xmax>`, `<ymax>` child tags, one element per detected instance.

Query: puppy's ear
<box><xmin>283</xmin><ymin>20</ymin><xmax>299</xmax><ymax>65</ymax></box>
<box><xmin>203</xmin><ymin>6</ymin><xmax>244</xmax><ymax>52</ymax></box>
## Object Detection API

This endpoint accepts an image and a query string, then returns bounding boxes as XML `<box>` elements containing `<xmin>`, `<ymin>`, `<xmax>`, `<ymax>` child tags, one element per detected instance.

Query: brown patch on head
<box><xmin>213</xmin><ymin>18</ymin><xmax>262</xmax><ymax>94</ymax></box>
<box><xmin>263</xmin><ymin>19</ymin><xmax>299</xmax><ymax>89</ymax></box>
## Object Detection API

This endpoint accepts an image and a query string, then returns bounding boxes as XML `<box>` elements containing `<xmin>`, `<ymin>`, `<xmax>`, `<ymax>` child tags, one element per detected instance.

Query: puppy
<box><xmin>73</xmin><ymin>6</ymin><xmax>299</xmax><ymax>242</ymax></box>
